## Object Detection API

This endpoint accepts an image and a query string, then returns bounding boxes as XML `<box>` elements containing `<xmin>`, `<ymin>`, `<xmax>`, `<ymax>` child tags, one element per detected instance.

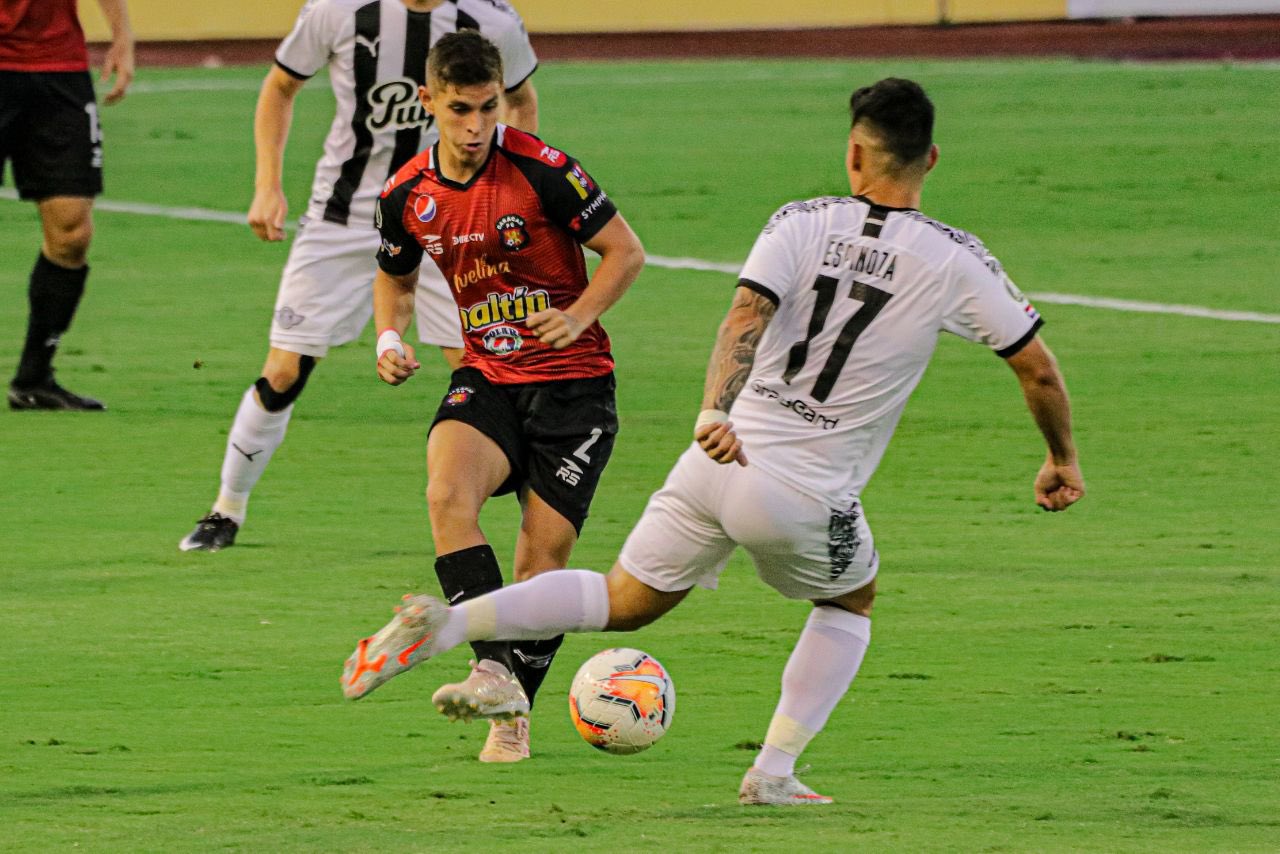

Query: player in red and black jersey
<box><xmin>1</xmin><ymin>0</ymin><xmax>133</xmax><ymax>410</ymax></box>
<box><xmin>344</xmin><ymin>32</ymin><xmax>645</xmax><ymax>759</ymax></box>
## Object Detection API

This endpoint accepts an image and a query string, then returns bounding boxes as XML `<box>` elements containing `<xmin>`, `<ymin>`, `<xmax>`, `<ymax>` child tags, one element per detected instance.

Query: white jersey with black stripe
<box><xmin>275</xmin><ymin>0</ymin><xmax>537</xmax><ymax>228</ymax></box>
<box><xmin>731</xmin><ymin>196</ymin><xmax>1044</xmax><ymax>510</ymax></box>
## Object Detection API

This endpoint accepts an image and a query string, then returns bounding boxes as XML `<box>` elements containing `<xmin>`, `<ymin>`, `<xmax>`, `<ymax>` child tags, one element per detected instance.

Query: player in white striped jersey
<box><xmin>336</xmin><ymin>78</ymin><xmax>1084</xmax><ymax>804</ymax></box>
<box><xmin>181</xmin><ymin>1</ymin><xmax>537</xmax><ymax>553</ymax></box>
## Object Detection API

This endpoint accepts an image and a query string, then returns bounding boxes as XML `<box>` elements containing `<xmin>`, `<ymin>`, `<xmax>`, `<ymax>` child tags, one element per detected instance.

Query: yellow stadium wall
<box><xmin>80</xmin><ymin>0</ymin><xmax>1071</xmax><ymax>42</ymax></box>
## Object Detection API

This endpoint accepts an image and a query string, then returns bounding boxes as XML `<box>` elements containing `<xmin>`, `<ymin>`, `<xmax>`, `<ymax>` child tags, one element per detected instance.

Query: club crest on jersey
<box><xmin>414</xmin><ymin>194</ymin><xmax>438</xmax><ymax>223</ymax></box>
<box><xmin>444</xmin><ymin>386</ymin><xmax>474</xmax><ymax>406</ymax></box>
<box><xmin>482</xmin><ymin>325</ymin><xmax>524</xmax><ymax>356</ymax></box>
<box><xmin>565</xmin><ymin>164</ymin><xmax>594</xmax><ymax>200</ymax></box>
<box><xmin>496</xmin><ymin>214</ymin><xmax>530</xmax><ymax>251</ymax></box>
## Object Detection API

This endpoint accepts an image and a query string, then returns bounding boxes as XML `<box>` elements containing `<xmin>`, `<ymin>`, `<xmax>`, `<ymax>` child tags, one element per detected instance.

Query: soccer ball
<box><xmin>568</xmin><ymin>648</ymin><xmax>675</xmax><ymax>755</ymax></box>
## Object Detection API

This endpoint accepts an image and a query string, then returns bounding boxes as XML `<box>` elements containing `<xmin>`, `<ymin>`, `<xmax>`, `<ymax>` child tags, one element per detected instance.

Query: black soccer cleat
<box><xmin>179</xmin><ymin>513</ymin><xmax>240</xmax><ymax>552</ymax></box>
<box><xmin>8</xmin><ymin>381</ymin><xmax>106</xmax><ymax>411</ymax></box>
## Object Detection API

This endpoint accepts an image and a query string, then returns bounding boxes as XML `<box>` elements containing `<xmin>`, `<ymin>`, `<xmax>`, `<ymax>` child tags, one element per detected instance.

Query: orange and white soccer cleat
<box><xmin>738</xmin><ymin>767</ymin><xmax>834</xmax><ymax>806</ymax></box>
<box><xmin>341</xmin><ymin>594</ymin><xmax>446</xmax><ymax>700</ymax></box>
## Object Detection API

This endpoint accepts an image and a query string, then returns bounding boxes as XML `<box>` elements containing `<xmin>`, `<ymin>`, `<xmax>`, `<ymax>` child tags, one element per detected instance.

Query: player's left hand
<box><xmin>101</xmin><ymin>37</ymin><xmax>135</xmax><ymax>105</ymax></box>
<box><xmin>1033</xmin><ymin>455</ymin><xmax>1084</xmax><ymax>512</ymax></box>
<box><xmin>696</xmin><ymin>421</ymin><xmax>748</xmax><ymax>467</ymax></box>
<box><xmin>528</xmin><ymin>309</ymin><xmax>585</xmax><ymax>349</ymax></box>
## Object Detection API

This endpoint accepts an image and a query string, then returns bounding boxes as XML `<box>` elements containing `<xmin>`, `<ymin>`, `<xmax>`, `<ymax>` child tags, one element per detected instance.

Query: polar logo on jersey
<box><xmin>366</xmin><ymin>79</ymin><xmax>434</xmax><ymax>133</ymax></box>
<box><xmin>482</xmin><ymin>325</ymin><xmax>524</xmax><ymax>356</ymax></box>
<box><xmin>565</xmin><ymin>164</ymin><xmax>595</xmax><ymax>200</ymax></box>
<box><xmin>414</xmin><ymin>194</ymin><xmax>438</xmax><ymax>223</ymax></box>
<box><xmin>496</xmin><ymin>214</ymin><xmax>530</xmax><ymax>251</ymax></box>
<box><xmin>538</xmin><ymin>145</ymin><xmax>564</xmax><ymax>166</ymax></box>
<box><xmin>424</xmin><ymin>234</ymin><xmax>444</xmax><ymax>256</ymax></box>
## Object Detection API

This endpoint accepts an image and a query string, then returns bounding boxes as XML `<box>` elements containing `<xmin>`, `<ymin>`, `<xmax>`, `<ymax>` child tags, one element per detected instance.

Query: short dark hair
<box><xmin>428</xmin><ymin>30</ymin><xmax>503</xmax><ymax>88</ymax></box>
<box><xmin>849</xmin><ymin>78</ymin><xmax>935</xmax><ymax>166</ymax></box>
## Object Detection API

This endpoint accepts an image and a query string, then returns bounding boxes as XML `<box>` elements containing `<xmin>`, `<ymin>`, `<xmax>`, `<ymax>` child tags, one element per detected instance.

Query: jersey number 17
<box><xmin>781</xmin><ymin>274</ymin><xmax>893</xmax><ymax>403</ymax></box>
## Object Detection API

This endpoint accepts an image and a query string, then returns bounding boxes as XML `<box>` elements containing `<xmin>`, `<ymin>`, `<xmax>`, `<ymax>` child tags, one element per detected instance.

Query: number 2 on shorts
<box><xmin>573</xmin><ymin>427</ymin><xmax>604</xmax><ymax>464</ymax></box>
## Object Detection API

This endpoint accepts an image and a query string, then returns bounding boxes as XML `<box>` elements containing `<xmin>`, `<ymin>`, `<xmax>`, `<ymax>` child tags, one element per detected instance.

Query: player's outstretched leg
<box><xmin>738</xmin><ymin>768</ymin><xmax>834</xmax><ymax>806</ymax></box>
<box><xmin>342</xmin><ymin>594</ymin><xmax>448</xmax><ymax>700</ymax></box>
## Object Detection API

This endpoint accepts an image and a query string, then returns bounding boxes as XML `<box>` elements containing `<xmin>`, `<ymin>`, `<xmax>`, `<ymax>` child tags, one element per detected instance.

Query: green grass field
<box><xmin>2</xmin><ymin>59</ymin><xmax>1278</xmax><ymax>851</ymax></box>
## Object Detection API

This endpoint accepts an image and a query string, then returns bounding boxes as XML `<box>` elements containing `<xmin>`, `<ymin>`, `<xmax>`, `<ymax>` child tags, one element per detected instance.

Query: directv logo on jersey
<box><xmin>750</xmin><ymin>381</ymin><xmax>840</xmax><ymax>430</ymax></box>
<box><xmin>366</xmin><ymin>79</ymin><xmax>434</xmax><ymax>133</ymax></box>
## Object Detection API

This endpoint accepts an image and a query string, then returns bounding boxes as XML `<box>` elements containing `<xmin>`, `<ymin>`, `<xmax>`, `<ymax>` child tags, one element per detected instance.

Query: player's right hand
<box><xmin>248</xmin><ymin>188</ymin><xmax>288</xmax><ymax>242</ymax></box>
<box><xmin>1033</xmin><ymin>456</ymin><xmax>1084</xmax><ymax>512</ymax></box>
<box><xmin>696</xmin><ymin>421</ymin><xmax>748</xmax><ymax>467</ymax></box>
<box><xmin>377</xmin><ymin>344</ymin><xmax>420</xmax><ymax>386</ymax></box>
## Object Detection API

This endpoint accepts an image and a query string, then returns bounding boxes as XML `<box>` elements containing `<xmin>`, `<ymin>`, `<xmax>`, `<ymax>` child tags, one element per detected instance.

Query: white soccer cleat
<box><xmin>341</xmin><ymin>594</ymin><xmax>446</xmax><ymax>700</ymax></box>
<box><xmin>432</xmin><ymin>659</ymin><xmax>530</xmax><ymax>722</ymax></box>
<box><xmin>479</xmin><ymin>717</ymin><xmax>531</xmax><ymax>763</ymax></box>
<box><xmin>738</xmin><ymin>767</ymin><xmax>834</xmax><ymax>806</ymax></box>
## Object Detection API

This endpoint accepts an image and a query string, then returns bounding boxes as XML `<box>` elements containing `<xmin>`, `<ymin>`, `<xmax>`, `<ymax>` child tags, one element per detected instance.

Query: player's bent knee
<box><xmin>818</xmin><ymin>576</ymin><xmax>877</xmax><ymax>617</ymax></box>
<box><xmin>254</xmin><ymin>355</ymin><xmax>316</xmax><ymax>412</ymax></box>
<box><xmin>45</xmin><ymin>222</ymin><xmax>93</xmax><ymax>267</ymax></box>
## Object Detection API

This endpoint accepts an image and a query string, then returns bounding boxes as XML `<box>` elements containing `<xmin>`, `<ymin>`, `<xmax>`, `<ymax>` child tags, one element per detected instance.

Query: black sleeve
<box><xmin>532</xmin><ymin>157</ymin><xmax>619</xmax><ymax>243</ymax></box>
<box><xmin>375</xmin><ymin>190</ymin><xmax>424</xmax><ymax>276</ymax></box>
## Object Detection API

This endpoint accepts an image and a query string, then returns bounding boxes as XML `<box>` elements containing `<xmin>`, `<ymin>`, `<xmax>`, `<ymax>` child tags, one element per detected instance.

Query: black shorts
<box><xmin>431</xmin><ymin>367</ymin><xmax>619</xmax><ymax>534</ymax></box>
<box><xmin>0</xmin><ymin>70</ymin><xmax>103</xmax><ymax>200</ymax></box>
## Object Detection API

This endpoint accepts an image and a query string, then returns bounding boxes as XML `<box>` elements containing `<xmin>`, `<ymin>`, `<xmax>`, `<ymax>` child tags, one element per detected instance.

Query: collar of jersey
<box><xmin>430</xmin><ymin>134</ymin><xmax>498</xmax><ymax>191</ymax></box>
<box><xmin>854</xmin><ymin>194</ymin><xmax>918</xmax><ymax>212</ymax></box>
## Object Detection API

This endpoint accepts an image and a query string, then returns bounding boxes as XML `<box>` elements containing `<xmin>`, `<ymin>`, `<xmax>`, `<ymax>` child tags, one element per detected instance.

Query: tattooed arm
<box><xmin>695</xmin><ymin>285</ymin><xmax>778</xmax><ymax>466</ymax></box>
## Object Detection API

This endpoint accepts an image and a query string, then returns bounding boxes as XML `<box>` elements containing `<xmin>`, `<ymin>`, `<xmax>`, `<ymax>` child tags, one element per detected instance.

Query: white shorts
<box><xmin>618</xmin><ymin>444</ymin><xmax>879</xmax><ymax>601</ymax></box>
<box><xmin>269</xmin><ymin>218</ymin><xmax>463</xmax><ymax>357</ymax></box>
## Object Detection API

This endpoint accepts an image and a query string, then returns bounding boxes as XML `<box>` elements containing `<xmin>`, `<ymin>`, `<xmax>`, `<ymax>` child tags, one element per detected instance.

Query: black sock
<box><xmin>434</xmin><ymin>545</ymin><xmax>517</xmax><ymax>679</ymax></box>
<box><xmin>14</xmin><ymin>254</ymin><xmax>88</xmax><ymax>387</ymax></box>
<box><xmin>510</xmin><ymin>635</ymin><xmax>564</xmax><ymax>707</ymax></box>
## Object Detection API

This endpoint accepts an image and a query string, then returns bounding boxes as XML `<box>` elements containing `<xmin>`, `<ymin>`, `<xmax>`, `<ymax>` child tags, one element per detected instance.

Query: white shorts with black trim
<box><xmin>269</xmin><ymin>218</ymin><xmax>463</xmax><ymax>357</ymax></box>
<box><xmin>618</xmin><ymin>443</ymin><xmax>878</xmax><ymax>601</ymax></box>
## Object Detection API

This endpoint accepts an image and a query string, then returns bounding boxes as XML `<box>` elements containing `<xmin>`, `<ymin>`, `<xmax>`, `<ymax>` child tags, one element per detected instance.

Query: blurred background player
<box><xmin>342</xmin><ymin>78</ymin><xmax>1084</xmax><ymax>801</ymax></box>
<box><xmin>180</xmin><ymin>0</ymin><xmax>538</xmax><ymax>550</ymax></box>
<box><xmin>2</xmin><ymin>0</ymin><xmax>133</xmax><ymax>410</ymax></box>
<box><xmin>348</xmin><ymin>31</ymin><xmax>644</xmax><ymax>762</ymax></box>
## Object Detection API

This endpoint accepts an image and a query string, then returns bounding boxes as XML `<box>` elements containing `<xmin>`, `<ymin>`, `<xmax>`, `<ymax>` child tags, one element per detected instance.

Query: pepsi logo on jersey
<box><xmin>414</xmin><ymin>195</ymin><xmax>438</xmax><ymax>223</ymax></box>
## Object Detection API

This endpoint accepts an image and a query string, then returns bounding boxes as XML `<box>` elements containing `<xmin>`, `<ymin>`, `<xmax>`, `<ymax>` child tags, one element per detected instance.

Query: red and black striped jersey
<box><xmin>377</xmin><ymin>125</ymin><xmax>620</xmax><ymax>385</ymax></box>
<box><xmin>0</xmin><ymin>0</ymin><xmax>88</xmax><ymax>72</ymax></box>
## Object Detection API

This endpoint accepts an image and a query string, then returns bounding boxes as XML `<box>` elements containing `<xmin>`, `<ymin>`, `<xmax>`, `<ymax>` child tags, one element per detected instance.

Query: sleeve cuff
<box><xmin>505</xmin><ymin>64</ymin><xmax>537</xmax><ymax>93</ymax></box>
<box><xmin>738</xmin><ymin>278</ymin><xmax>780</xmax><ymax>306</ymax></box>
<box><xmin>995</xmin><ymin>317</ymin><xmax>1044</xmax><ymax>358</ymax></box>
<box><xmin>274</xmin><ymin>59</ymin><xmax>313</xmax><ymax>81</ymax></box>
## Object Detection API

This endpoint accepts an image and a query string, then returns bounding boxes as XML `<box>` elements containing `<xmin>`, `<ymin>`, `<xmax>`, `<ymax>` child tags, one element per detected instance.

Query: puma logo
<box><xmin>355</xmin><ymin>34</ymin><xmax>380</xmax><ymax>57</ymax></box>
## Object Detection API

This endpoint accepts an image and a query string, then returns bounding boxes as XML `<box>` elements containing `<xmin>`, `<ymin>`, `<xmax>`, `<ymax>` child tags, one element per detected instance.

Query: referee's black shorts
<box><xmin>0</xmin><ymin>70</ymin><xmax>103</xmax><ymax>200</ymax></box>
<box><xmin>430</xmin><ymin>366</ymin><xmax>619</xmax><ymax>534</ymax></box>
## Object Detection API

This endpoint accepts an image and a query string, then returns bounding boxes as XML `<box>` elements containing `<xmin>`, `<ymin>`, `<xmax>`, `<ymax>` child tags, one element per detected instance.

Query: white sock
<box><xmin>430</xmin><ymin>569</ymin><xmax>610</xmax><ymax>654</ymax></box>
<box><xmin>754</xmin><ymin>606</ymin><xmax>871</xmax><ymax>778</ymax></box>
<box><xmin>212</xmin><ymin>387</ymin><xmax>293</xmax><ymax>524</ymax></box>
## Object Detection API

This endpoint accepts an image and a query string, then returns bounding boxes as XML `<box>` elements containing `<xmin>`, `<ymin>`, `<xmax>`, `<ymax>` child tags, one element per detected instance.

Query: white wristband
<box><xmin>376</xmin><ymin>329</ymin><xmax>405</xmax><ymax>360</ymax></box>
<box><xmin>694</xmin><ymin>409</ymin><xmax>729</xmax><ymax>433</ymax></box>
